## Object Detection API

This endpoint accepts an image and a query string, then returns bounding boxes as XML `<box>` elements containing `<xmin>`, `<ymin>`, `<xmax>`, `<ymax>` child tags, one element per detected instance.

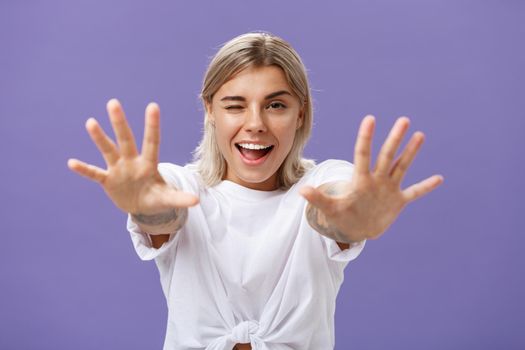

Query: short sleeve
<box><xmin>311</xmin><ymin>159</ymin><xmax>354</xmax><ymax>187</ymax></box>
<box><xmin>124</xmin><ymin>162</ymin><xmax>197</xmax><ymax>261</ymax></box>
<box><xmin>126</xmin><ymin>214</ymin><xmax>182</xmax><ymax>261</ymax></box>
<box><xmin>309</xmin><ymin>159</ymin><xmax>367</xmax><ymax>263</ymax></box>
<box><xmin>322</xmin><ymin>236</ymin><xmax>366</xmax><ymax>263</ymax></box>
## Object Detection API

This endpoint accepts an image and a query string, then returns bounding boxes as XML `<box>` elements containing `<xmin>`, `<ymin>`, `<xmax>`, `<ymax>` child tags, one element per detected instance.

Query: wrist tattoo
<box><xmin>305</xmin><ymin>181</ymin><xmax>357</xmax><ymax>244</ymax></box>
<box><xmin>306</xmin><ymin>204</ymin><xmax>348</xmax><ymax>243</ymax></box>
<box><xmin>131</xmin><ymin>208</ymin><xmax>187</xmax><ymax>230</ymax></box>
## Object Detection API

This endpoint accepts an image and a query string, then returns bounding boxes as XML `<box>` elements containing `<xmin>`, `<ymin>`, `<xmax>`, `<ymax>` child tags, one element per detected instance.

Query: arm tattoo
<box><xmin>131</xmin><ymin>208</ymin><xmax>188</xmax><ymax>232</ymax></box>
<box><xmin>306</xmin><ymin>204</ymin><xmax>349</xmax><ymax>243</ymax></box>
<box><xmin>305</xmin><ymin>181</ymin><xmax>355</xmax><ymax>244</ymax></box>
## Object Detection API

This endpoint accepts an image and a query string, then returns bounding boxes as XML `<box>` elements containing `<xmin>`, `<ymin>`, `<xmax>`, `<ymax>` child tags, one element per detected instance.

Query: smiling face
<box><xmin>206</xmin><ymin>65</ymin><xmax>304</xmax><ymax>191</ymax></box>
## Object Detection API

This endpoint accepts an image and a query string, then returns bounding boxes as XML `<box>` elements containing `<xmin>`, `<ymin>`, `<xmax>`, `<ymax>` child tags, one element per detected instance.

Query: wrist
<box><xmin>131</xmin><ymin>208</ymin><xmax>188</xmax><ymax>235</ymax></box>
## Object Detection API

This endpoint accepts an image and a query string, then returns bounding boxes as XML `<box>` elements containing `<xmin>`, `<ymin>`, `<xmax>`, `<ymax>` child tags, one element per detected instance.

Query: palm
<box><xmin>101</xmin><ymin>157</ymin><xmax>166</xmax><ymax>214</ymax></box>
<box><xmin>302</xmin><ymin>115</ymin><xmax>444</xmax><ymax>241</ymax></box>
<box><xmin>67</xmin><ymin>99</ymin><xmax>198</xmax><ymax>215</ymax></box>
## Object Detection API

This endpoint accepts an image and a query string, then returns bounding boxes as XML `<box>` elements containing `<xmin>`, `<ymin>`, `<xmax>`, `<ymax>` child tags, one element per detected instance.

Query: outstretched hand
<box><xmin>67</xmin><ymin>99</ymin><xmax>199</xmax><ymax>216</ymax></box>
<box><xmin>300</xmin><ymin>115</ymin><xmax>444</xmax><ymax>242</ymax></box>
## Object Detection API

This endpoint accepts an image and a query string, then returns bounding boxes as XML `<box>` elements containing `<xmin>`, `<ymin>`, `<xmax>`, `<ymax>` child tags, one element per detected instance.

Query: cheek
<box><xmin>281</xmin><ymin>131</ymin><xmax>298</xmax><ymax>154</ymax></box>
<box><xmin>274</xmin><ymin>120</ymin><xmax>299</xmax><ymax>148</ymax></box>
<box><xmin>215</xmin><ymin>119</ymin><xmax>240</xmax><ymax>148</ymax></box>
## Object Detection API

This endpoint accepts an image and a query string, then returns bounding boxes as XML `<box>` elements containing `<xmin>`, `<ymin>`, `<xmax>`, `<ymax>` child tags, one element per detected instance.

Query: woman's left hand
<box><xmin>300</xmin><ymin>115</ymin><xmax>444</xmax><ymax>243</ymax></box>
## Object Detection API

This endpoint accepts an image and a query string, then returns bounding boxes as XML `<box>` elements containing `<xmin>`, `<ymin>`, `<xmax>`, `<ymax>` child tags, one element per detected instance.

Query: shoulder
<box><xmin>157</xmin><ymin>162</ymin><xmax>205</xmax><ymax>193</ymax></box>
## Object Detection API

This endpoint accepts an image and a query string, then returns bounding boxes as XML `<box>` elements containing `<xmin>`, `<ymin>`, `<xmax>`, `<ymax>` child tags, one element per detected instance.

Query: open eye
<box><xmin>267</xmin><ymin>102</ymin><xmax>286</xmax><ymax>110</ymax></box>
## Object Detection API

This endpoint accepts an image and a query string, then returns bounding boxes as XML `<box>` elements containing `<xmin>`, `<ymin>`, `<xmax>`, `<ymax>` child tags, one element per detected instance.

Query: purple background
<box><xmin>1</xmin><ymin>0</ymin><xmax>524</xmax><ymax>349</ymax></box>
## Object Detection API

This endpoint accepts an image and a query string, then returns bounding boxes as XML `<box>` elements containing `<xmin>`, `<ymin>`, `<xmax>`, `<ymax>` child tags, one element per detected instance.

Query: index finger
<box><xmin>353</xmin><ymin>115</ymin><xmax>375</xmax><ymax>175</ymax></box>
<box><xmin>85</xmin><ymin>118</ymin><xmax>120</xmax><ymax>166</ymax></box>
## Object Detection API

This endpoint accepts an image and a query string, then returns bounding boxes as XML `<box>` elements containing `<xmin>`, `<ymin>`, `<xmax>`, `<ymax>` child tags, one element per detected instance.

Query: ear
<box><xmin>205</xmin><ymin>101</ymin><xmax>214</xmax><ymax>124</ymax></box>
<box><xmin>296</xmin><ymin>108</ymin><xmax>304</xmax><ymax>130</ymax></box>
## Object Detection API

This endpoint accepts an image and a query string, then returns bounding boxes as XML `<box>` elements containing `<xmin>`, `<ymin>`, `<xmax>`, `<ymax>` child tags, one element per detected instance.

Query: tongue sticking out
<box><xmin>238</xmin><ymin>146</ymin><xmax>272</xmax><ymax>160</ymax></box>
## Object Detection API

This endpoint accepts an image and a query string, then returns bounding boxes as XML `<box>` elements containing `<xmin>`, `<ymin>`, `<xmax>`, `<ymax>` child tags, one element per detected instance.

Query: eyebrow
<box><xmin>219</xmin><ymin>90</ymin><xmax>293</xmax><ymax>102</ymax></box>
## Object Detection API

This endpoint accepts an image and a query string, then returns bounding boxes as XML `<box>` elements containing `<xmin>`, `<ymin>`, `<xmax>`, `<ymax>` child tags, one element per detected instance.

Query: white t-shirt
<box><xmin>126</xmin><ymin>159</ymin><xmax>366</xmax><ymax>350</ymax></box>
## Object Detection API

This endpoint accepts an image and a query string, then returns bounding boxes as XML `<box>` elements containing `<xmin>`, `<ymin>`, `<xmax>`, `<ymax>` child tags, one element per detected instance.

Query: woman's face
<box><xmin>207</xmin><ymin>65</ymin><xmax>304</xmax><ymax>191</ymax></box>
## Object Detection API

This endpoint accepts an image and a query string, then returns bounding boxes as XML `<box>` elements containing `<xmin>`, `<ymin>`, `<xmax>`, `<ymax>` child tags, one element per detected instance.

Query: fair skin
<box><xmin>67</xmin><ymin>100</ymin><xmax>199</xmax><ymax>242</ymax></box>
<box><xmin>301</xmin><ymin>115</ymin><xmax>444</xmax><ymax>246</ymax></box>
<box><xmin>206</xmin><ymin>65</ymin><xmax>304</xmax><ymax>191</ymax></box>
<box><xmin>68</xmin><ymin>65</ymin><xmax>443</xmax><ymax>350</ymax></box>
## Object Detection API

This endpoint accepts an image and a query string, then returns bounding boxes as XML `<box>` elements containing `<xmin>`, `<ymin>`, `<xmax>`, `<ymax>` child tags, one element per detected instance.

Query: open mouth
<box><xmin>235</xmin><ymin>143</ymin><xmax>274</xmax><ymax>162</ymax></box>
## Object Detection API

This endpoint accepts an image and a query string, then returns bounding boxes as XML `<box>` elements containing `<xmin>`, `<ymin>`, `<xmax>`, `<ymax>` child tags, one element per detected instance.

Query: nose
<box><xmin>244</xmin><ymin>106</ymin><xmax>267</xmax><ymax>133</ymax></box>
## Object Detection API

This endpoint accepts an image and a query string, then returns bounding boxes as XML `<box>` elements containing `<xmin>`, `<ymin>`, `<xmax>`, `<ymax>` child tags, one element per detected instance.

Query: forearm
<box><xmin>306</xmin><ymin>203</ymin><xmax>347</xmax><ymax>243</ymax></box>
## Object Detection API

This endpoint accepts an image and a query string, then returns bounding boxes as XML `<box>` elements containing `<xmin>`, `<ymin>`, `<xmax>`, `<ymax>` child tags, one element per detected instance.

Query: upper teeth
<box><xmin>238</xmin><ymin>143</ymin><xmax>272</xmax><ymax>150</ymax></box>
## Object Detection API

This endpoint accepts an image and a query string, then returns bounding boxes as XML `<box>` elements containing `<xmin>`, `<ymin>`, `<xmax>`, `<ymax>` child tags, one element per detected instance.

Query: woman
<box><xmin>67</xmin><ymin>32</ymin><xmax>443</xmax><ymax>350</ymax></box>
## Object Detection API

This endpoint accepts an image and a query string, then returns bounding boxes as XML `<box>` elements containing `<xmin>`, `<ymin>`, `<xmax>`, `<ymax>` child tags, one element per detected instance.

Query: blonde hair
<box><xmin>192</xmin><ymin>31</ymin><xmax>315</xmax><ymax>189</ymax></box>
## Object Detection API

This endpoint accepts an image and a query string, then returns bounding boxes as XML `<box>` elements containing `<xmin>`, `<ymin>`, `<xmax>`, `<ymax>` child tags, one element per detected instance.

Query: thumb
<box><xmin>161</xmin><ymin>188</ymin><xmax>200</xmax><ymax>209</ymax></box>
<box><xmin>299</xmin><ymin>186</ymin><xmax>334</xmax><ymax>214</ymax></box>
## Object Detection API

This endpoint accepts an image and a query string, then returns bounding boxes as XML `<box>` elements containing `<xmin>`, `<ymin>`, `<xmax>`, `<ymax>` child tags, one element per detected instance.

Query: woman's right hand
<box><xmin>67</xmin><ymin>99</ymin><xmax>199</xmax><ymax>231</ymax></box>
